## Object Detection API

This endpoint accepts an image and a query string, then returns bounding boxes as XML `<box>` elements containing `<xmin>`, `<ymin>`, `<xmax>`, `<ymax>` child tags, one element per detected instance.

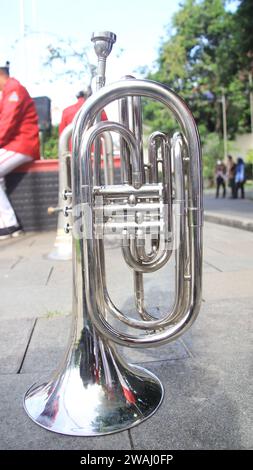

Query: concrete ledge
<box><xmin>204</xmin><ymin>211</ymin><xmax>253</xmax><ymax>232</ymax></box>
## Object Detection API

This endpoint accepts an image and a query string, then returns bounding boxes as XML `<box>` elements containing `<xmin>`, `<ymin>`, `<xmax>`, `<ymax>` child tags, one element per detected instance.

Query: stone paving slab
<box><xmin>0</xmin><ymin>221</ymin><xmax>253</xmax><ymax>449</ymax></box>
<box><xmin>21</xmin><ymin>315</ymin><xmax>72</xmax><ymax>373</ymax></box>
<box><xmin>203</xmin><ymin>222</ymin><xmax>253</xmax><ymax>272</ymax></box>
<box><xmin>0</xmin><ymin>231</ymin><xmax>53</xmax><ymax>253</ymax></box>
<box><xmin>0</xmin><ymin>257</ymin><xmax>23</xmax><ymax>271</ymax></box>
<box><xmin>204</xmin><ymin>246</ymin><xmax>253</xmax><ymax>273</ymax></box>
<box><xmin>20</xmin><ymin>315</ymin><xmax>189</xmax><ymax>374</ymax></box>
<box><xmin>121</xmin><ymin>339</ymin><xmax>189</xmax><ymax>364</ymax></box>
<box><xmin>1</xmin><ymin>293</ymin><xmax>252</xmax><ymax>450</ymax></box>
<box><xmin>183</xmin><ymin>297</ymin><xmax>253</xmax><ymax>374</ymax></box>
<box><xmin>203</xmin><ymin>270</ymin><xmax>253</xmax><ymax>301</ymax></box>
<box><xmin>203</xmin><ymin>261</ymin><xmax>220</xmax><ymax>273</ymax></box>
<box><xmin>1</xmin><ymin>286</ymin><xmax>72</xmax><ymax>320</ymax></box>
<box><xmin>130</xmin><ymin>359</ymin><xmax>252</xmax><ymax>450</ymax></box>
<box><xmin>205</xmin><ymin>239</ymin><xmax>253</xmax><ymax>260</ymax></box>
<box><xmin>129</xmin><ymin>295</ymin><xmax>253</xmax><ymax>449</ymax></box>
<box><xmin>48</xmin><ymin>263</ymin><xmax>72</xmax><ymax>285</ymax></box>
<box><xmin>0</xmin><ymin>260</ymin><xmax>55</xmax><ymax>287</ymax></box>
<box><xmin>204</xmin><ymin>220</ymin><xmax>253</xmax><ymax>246</ymax></box>
<box><xmin>0</xmin><ymin>232</ymin><xmax>63</xmax><ymax>271</ymax></box>
<box><xmin>0</xmin><ymin>319</ymin><xmax>35</xmax><ymax>374</ymax></box>
<box><xmin>0</xmin><ymin>373</ymin><xmax>131</xmax><ymax>450</ymax></box>
<box><xmin>105</xmin><ymin>249</ymin><xmax>175</xmax><ymax>311</ymax></box>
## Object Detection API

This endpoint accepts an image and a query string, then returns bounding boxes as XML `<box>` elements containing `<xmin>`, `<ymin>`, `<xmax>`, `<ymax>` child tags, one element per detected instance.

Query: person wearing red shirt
<box><xmin>59</xmin><ymin>90</ymin><xmax>107</xmax><ymax>149</ymax></box>
<box><xmin>59</xmin><ymin>90</ymin><xmax>87</xmax><ymax>135</ymax></box>
<box><xmin>0</xmin><ymin>62</ymin><xmax>40</xmax><ymax>239</ymax></box>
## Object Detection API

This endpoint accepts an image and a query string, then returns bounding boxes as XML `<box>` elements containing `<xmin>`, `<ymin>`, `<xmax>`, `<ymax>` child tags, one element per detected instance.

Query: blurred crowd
<box><xmin>214</xmin><ymin>156</ymin><xmax>246</xmax><ymax>199</ymax></box>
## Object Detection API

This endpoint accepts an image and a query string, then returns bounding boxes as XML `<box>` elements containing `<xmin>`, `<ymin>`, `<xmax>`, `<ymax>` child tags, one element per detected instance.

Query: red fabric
<box><xmin>59</xmin><ymin>97</ymin><xmax>108</xmax><ymax>151</ymax></box>
<box><xmin>59</xmin><ymin>97</ymin><xmax>85</xmax><ymax>135</ymax></box>
<box><xmin>59</xmin><ymin>97</ymin><xmax>108</xmax><ymax>135</ymax></box>
<box><xmin>122</xmin><ymin>386</ymin><xmax>136</xmax><ymax>405</ymax></box>
<box><xmin>0</xmin><ymin>77</ymin><xmax>40</xmax><ymax>159</ymax></box>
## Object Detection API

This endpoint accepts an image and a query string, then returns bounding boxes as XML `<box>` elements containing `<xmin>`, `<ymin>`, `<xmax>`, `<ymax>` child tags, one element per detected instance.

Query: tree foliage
<box><xmin>43</xmin><ymin>126</ymin><xmax>59</xmax><ymax>159</ymax></box>
<box><xmin>44</xmin><ymin>38</ymin><xmax>96</xmax><ymax>88</ymax></box>
<box><xmin>144</xmin><ymin>0</ymin><xmax>252</xmax><ymax>143</ymax></box>
<box><xmin>233</xmin><ymin>0</ymin><xmax>253</xmax><ymax>68</ymax></box>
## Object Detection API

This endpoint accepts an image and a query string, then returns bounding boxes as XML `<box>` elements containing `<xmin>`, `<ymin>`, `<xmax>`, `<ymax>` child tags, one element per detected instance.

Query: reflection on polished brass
<box><xmin>24</xmin><ymin>31</ymin><xmax>203</xmax><ymax>436</ymax></box>
<box><xmin>47</xmin><ymin>103</ymin><xmax>114</xmax><ymax>261</ymax></box>
<box><xmin>24</xmin><ymin>331</ymin><xmax>163</xmax><ymax>435</ymax></box>
<box><xmin>47</xmin><ymin>123</ymin><xmax>73</xmax><ymax>261</ymax></box>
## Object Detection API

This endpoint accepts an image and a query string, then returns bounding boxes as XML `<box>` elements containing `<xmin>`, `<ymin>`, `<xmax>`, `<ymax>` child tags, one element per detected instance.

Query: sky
<box><xmin>1</xmin><ymin>0</ymin><xmax>180</xmax><ymax>122</ymax></box>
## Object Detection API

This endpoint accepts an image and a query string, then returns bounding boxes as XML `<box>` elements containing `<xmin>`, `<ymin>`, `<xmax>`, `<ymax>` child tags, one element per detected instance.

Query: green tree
<box><xmin>202</xmin><ymin>133</ymin><xmax>224</xmax><ymax>181</ymax></box>
<box><xmin>43</xmin><ymin>126</ymin><xmax>59</xmax><ymax>159</ymax></box>
<box><xmin>233</xmin><ymin>0</ymin><xmax>253</xmax><ymax>68</ymax></box>
<box><xmin>44</xmin><ymin>38</ymin><xmax>96</xmax><ymax>89</ymax></box>
<box><xmin>145</xmin><ymin>0</ymin><xmax>251</xmax><ymax>141</ymax></box>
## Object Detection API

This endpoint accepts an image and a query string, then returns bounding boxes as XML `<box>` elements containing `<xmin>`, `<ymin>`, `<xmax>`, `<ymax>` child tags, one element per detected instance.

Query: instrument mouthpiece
<box><xmin>91</xmin><ymin>31</ymin><xmax>117</xmax><ymax>59</ymax></box>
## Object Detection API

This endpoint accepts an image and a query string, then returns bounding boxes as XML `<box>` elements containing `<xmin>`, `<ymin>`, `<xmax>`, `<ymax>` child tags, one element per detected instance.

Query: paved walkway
<box><xmin>204</xmin><ymin>189</ymin><xmax>253</xmax><ymax>231</ymax></box>
<box><xmin>0</xmin><ymin>223</ymin><xmax>252</xmax><ymax>450</ymax></box>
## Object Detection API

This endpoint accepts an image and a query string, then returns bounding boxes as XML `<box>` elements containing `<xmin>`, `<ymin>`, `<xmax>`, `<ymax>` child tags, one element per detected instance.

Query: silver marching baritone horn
<box><xmin>24</xmin><ymin>32</ymin><xmax>203</xmax><ymax>436</ymax></box>
<box><xmin>47</xmin><ymin>108</ymin><xmax>114</xmax><ymax>261</ymax></box>
<box><xmin>47</xmin><ymin>123</ymin><xmax>73</xmax><ymax>260</ymax></box>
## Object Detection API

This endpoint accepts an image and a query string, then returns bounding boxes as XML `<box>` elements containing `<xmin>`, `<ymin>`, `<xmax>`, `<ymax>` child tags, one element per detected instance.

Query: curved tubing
<box><xmin>53</xmin><ymin>123</ymin><xmax>73</xmax><ymax>231</ymax></box>
<box><xmin>72</xmin><ymin>79</ymin><xmax>202</xmax><ymax>347</ymax></box>
<box><xmin>101</xmin><ymin>131</ymin><xmax>114</xmax><ymax>185</ymax></box>
<box><xmin>97</xmin><ymin>133</ymin><xmax>188</xmax><ymax>331</ymax></box>
<box><xmin>79</xmin><ymin>120</ymin><xmax>142</xmax><ymax>189</ymax></box>
<box><xmin>130</xmin><ymin>131</ymin><xmax>171</xmax><ymax>267</ymax></box>
<box><xmin>121</xmin><ymin>236</ymin><xmax>172</xmax><ymax>273</ymax></box>
<box><xmin>73</xmin><ymin>79</ymin><xmax>202</xmax><ymax>207</ymax></box>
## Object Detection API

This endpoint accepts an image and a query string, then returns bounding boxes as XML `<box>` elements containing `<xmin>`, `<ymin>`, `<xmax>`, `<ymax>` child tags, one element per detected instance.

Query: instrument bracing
<box><xmin>47</xmin><ymin>97</ymin><xmax>114</xmax><ymax>261</ymax></box>
<box><xmin>24</xmin><ymin>31</ymin><xmax>203</xmax><ymax>436</ymax></box>
<box><xmin>47</xmin><ymin>123</ymin><xmax>73</xmax><ymax>260</ymax></box>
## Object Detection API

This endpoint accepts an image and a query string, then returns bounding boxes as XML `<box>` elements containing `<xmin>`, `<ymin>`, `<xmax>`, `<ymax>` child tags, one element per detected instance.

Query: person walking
<box><xmin>235</xmin><ymin>157</ymin><xmax>245</xmax><ymax>199</ymax></box>
<box><xmin>0</xmin><ymin>61</ymin><xmax>40</xmax><ymax>240</ymax></box>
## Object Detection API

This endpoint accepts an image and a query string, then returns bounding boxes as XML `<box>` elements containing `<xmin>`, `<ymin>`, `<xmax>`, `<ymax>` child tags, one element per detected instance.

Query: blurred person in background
<box><xmin>0</xmin><ymin>61</ymin><xmax>40</xmax><ymax>240</ymax></box>
<box><xmin>59</xmin><ymin>90</ymin><xmax>88</xmax><ymax>135</ymax></box>
<box><xmin>215</xmin><ymin>159</ymin><xmax>227</xmax><ymax>198</ymax></box>
<box><xmin>227</xmin><ymin>155</ymin><xmax>236</xmax><ymax>199</ymax></box>
<box><xmin>235</xmin><ymin>157</ymin><xmax>245</xmax><ymax>199</ymax></box>
<box><xmin>59</xmin><ymin>89</ymin><xmax>107</xmax><ymax>149</ymax></box>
